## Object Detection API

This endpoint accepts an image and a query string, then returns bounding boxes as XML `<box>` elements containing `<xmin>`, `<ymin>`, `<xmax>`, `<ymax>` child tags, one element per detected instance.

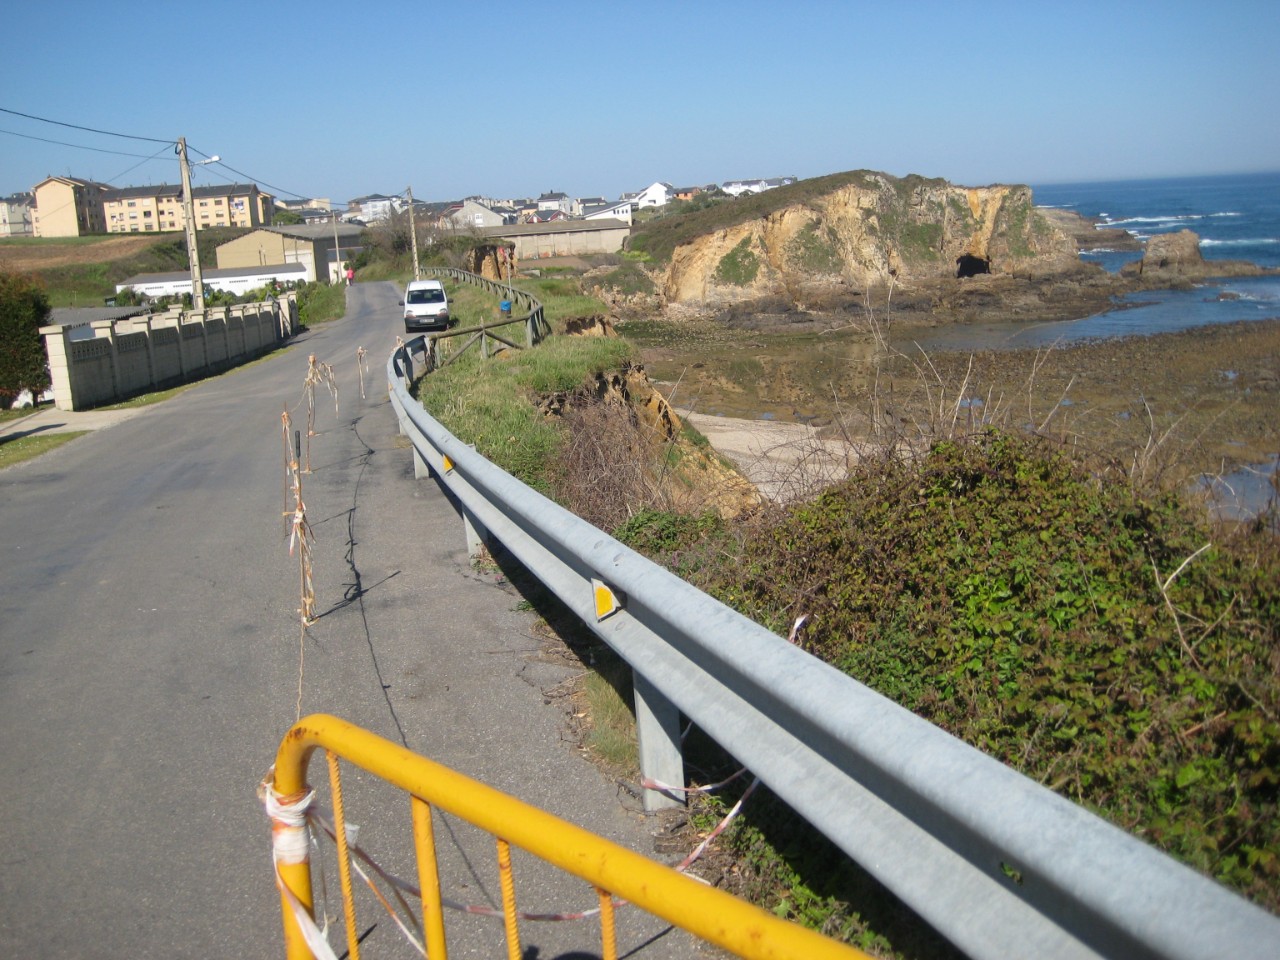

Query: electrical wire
<box><xmin>19</xmin><ymin>143</ymin><xmax>181</xmax><ymax>227</ymax></box>
<box><xmin>5</xmin><ymin>105</ymin><xmax>352</xmax><ymax>215</ymax></box>
<box><xmin>187</xmin><ymin>145</ymin><xmax>311</xmax><ymax>202</ymax></box>
<box><xmin>0</xmin><ymin>127</ymin><xmax>167</xmax><ymax>159</ymax></box>
<box><xmin>0</xmin><ymin>105</ymin><xmax>174</xmax><ymax>145</ymax></box>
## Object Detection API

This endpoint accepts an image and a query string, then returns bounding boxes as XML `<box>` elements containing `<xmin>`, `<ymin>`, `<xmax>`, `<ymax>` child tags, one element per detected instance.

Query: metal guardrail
<box><xmin>386</xmin><ymin>330</ymin><xmax>1280</xmax><ymax>960</ymax></box>
<box><xmin>268</xmin><ymin>713</ymin><xmax>871</xmax><ymax>960</ymax></box>
<box><xmin>425</xmin><ymin>266</ymin><xmax>552</xmax><ymax>347</ymax></box>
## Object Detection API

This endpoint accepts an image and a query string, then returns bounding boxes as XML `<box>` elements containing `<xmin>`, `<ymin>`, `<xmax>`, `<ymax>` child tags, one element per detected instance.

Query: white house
<box><xmin>583</xmin><ymin>199</ymin><xmax>635</xmax><ymax>225</ymax></box>
<box><xmin>536</xmin><ymin>191</ymin><xmax>572</xmax><ymax>214</ymax></box>
<box><xmin>346</xmin><ymin>193</ymin><xmax>403</xmax><ymax>222</ymax></box>
<box><xmin>448</xmin><ymin>199</ymin><xmax>508</xmax><ymax>230</ymax></box>
<box><xmin>632</xmin><ymin>181</ymin><xmax>675</xmax><ymax>208</ymax></box>
<box><xmin>721</xmin><ymin>176</ymin><xmax>797</xmax><ymax>197</ymax></box>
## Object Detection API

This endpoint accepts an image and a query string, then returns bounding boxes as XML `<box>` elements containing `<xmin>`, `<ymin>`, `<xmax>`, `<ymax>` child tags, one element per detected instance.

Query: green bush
<box><xmin>786</xmin><ymin>222</ymin><xmax>843</xmax><ymax>274</ymax></box>
<box><xmin>0</xmin><ymin>272</ymin><xmax>52</xmax><ymax>406</ymax></box>
<box><xmin>715</xmin><ymin>236</ymin><xmax>761</xmax><ymax>286</ymax></box>
<box><xmin>694</xmin><ymin>430</ymin><xmax>1280</xmax><ymax>910</ymax></box>
<box><xmin>295</xmin><ymin>281</ymin><xmax>346</xmax><ymax>325</ymax></box>
<box><xmin>598</xmin><ymin>262</ymin><xmax>656</xmax><ymax>296</ymax></box>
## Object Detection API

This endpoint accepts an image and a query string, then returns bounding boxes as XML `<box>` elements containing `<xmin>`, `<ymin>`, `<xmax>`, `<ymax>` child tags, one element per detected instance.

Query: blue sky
<box><xmin>2</xmin><ymin>0</ymin><xmax>1277</xmax><ymax>208</ymax></box>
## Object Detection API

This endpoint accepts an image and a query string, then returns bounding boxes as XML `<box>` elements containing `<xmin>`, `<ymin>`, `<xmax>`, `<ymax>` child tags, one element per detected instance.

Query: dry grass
<box><xmin>0</xmin><ymin>234</ymin><xmax>171</xmax><ymax>272</ymax></box>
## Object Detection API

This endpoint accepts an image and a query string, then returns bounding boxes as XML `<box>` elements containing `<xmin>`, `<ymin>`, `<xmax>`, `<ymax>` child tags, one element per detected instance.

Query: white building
<box><xmin>721</xmin><ymin>177</ymin><xmax>797</xmax><ymax>197</ymax></box>
<box><xmin>631</xmin><ymin>182</ymin><xmax>675</xmax><ymax>207</ymax></box>
<box><xmin>115</xmin><ymin>263</ymin><xmax>309</xmax><ymax>299</ymax></box>
<box><xmin>346</xmin><ymin>193</ymin><xmax>403</xmax><ymax>222</ymax></box>
<box><xmin>448</xmin><ymin>199</ymin><xmax>509</xmax><ymax>230</ymax></box>
<box><xmin>0</xmin><ymin>192</ymin><xmax>33</xmax><ymax>236</ymax></box>
<box><xmin>536</xmin><ymin>191</ymin><xmax>572</xmax><ymax>215</ymax></box>
<box><xmin>583</xmin><ymin>199</ymin><xmax>635</xmax><ymax>225</ymax></box>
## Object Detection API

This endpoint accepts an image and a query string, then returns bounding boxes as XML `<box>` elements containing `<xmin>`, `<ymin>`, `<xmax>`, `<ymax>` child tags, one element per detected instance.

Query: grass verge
<box><xmin>412</xmin><ymin>276</ymin><xmax>618</xmax><ymax>491</ymax></box>
<box><xmin>0</xmin><ymin>430</ymin><xmax>87</xmax><ymax>469</ymax></box>
<box><xmin>296</xmin><ymin>282</ymin><xmax>347</xmax><ymax>325</ymax></box>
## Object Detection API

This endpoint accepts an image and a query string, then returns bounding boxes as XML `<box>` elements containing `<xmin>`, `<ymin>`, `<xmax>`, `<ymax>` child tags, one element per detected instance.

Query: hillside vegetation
<box><xmin>628</xmin><ymin>170</ymin><xmax>885</xmax><ymax>264</ymax></box>
<box><xmin>621</xmin><ymin>169</ymin><xmax>1076</xmax><ymax>315</ymax></box>
<box><xmin>0</xmin><ymin>228</ymin><xmax>248</xmax><ymax>306</ymax></box>
<box><xmin>399</xmin><ymin>257</ymin><xmax>1280</xmax><ymax>953</ymax></box>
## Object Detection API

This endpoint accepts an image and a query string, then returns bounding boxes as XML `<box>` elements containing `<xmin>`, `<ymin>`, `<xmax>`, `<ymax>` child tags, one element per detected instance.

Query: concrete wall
<box><xmin>40</xmin><ymin>294</ymin><xmax>299</xmax><ymax>411</ymax></box>
<box><xmin>510</xmin><ymin>223</ymin><xmax>630</xmax><ymax>259</ymax></box>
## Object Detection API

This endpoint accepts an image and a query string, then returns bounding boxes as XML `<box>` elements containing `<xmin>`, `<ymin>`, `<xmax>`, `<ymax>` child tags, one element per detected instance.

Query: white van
<box><xmin>401</xmin><ymin>279</ymin><xmax>450</xmax><ymax>332</ymax></box>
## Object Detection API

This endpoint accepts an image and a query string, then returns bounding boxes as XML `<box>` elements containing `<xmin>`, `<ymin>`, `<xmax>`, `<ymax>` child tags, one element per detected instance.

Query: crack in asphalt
<box><xmin>343</xmin><ymin>412</ymin><xmax>408</xmax><ymax>749</ymax></box>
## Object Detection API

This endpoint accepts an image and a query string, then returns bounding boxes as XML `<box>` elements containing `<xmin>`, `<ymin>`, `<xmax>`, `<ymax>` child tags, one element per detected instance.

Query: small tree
<box><xmin>0</xmin><ymin>272</ymin><xmax>52</xmax><ymax>408</ymax></box>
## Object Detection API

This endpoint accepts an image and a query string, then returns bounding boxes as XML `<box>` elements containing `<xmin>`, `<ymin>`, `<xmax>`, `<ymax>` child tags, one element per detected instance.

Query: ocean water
<box><xmin>913</xmin><ymin>173</ymin><xmax>1280</xmax><ymax>518</ymax></box>
<box><xmin>903</xmin><ymin>172</ymin><xmax>1280</xmax><ymax>353</ymax></box>
<box><xmin>1031</xmin><ymin>171</ymin><xmax>1280</xmax><ymax>272</ymax></box>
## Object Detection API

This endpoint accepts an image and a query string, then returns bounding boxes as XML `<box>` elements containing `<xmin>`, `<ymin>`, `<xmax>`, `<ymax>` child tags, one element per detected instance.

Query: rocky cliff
<box><xmin>652</xmin><ymin>172</ymin><xmax>1080</xmax><ymax>308</ymax></box>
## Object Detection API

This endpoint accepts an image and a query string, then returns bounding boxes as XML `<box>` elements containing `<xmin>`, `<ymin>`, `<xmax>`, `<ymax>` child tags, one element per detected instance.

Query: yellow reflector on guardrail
<box><xmin>592</xmin><ymin>579</ymin><xmax>623</xmax><ymax>621</ymax></box>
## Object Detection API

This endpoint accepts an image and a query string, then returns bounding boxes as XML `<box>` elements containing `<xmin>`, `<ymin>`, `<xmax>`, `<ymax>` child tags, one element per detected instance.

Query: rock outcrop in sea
<box><xmin>647</xmin><ymin>172</ymin><xmax>1082</xmax><ymax>309</ymax></box>
<box><xmin>1121</xmin><ymin>228</ymin><xmax>1275</xmax><ymax>279</ymax></box>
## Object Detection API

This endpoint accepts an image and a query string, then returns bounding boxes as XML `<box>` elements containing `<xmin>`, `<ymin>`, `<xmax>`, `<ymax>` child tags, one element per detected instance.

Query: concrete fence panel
<box><xmin>40</xmin><ymin>293</ymin><xmax>297</xmax><ymax>410</ymax></box>
<box><xmin>151</xmin><ymin>324</ymin><xmax>183</xmax><ymax>384</ymax></box>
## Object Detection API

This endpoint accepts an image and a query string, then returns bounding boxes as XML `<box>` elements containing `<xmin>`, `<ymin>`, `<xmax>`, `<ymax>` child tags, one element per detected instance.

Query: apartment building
<box><xmin>30</xmin><ymin>175</ymin><xmax>110</xmax><ymax>237</ymax></box>
<box><xmin>102</xmin><ymin>185</ymin><xmax>183</xmax><ymax>233</ymax></box>
<box><xmin>0</xmin><ymin>193</ymin><xmax>33</xmax><ymax>236</ymax></box>
<box><xmin>30</xmin><ymin>175</ymin><xmax>273</xmax><ymax>237</ymax></box>
<box><xmin>102</xmin><ymin>183</ymin><xmax>273</xmax><ymax>234</ymax></box>
<box><xmin>188</xmin><ymin>183</ymin><xmax>272</xmax><ymax>230</ymax></box>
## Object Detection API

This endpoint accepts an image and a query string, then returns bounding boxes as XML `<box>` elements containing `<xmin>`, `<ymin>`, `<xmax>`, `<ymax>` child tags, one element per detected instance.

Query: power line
<box><xmin>187</xmin><ymin>144</ymin><xmax>309</xmax><ymax>201</ymax></box>
<box><xmin>0</xmin><ymin>126</ymin><xmax>168</xmax><ymax>159</ymax></box>
<box><xmin>0</xmin><ymin>106</ymin><xmax>174</xmax><ymax>145</ymax></box>
<box><xmin>19</xmin><ymin>143</ymin><xmax>179</xmax><ymax>225</ymax></box>
<box><xmin>3</xmin><ymin>106</ymin><xmax>353</xmax><ymax>215</ymax></box>
<box><xmin>187</xmin><ymin>144</ymin><xmax>355</xmax><ymax>212</ymax></box>
<box><xmin>107</xmin><ymin>143</ymin><xmax>180</xmax><ymax>188</ymax></box>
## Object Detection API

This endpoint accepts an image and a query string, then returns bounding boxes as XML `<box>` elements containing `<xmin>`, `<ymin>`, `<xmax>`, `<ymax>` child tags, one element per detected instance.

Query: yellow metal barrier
<box><xmin>268</xmin><ymin>713</ymin><xmax>872</xmax><ymax>960</ymax></box>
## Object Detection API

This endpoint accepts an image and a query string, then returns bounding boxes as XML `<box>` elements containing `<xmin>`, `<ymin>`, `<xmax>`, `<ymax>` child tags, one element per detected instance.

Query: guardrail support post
<box><xmin>463</xmin><ymin>506</ymin><xmax>488</xmax><ymax>561</ymax></box>
<box><xmin>413</xmin><ymin>446</ymin><xmax>431</xmax><ymax>479</ymax></box>
<box><xmin>632</xmin><ymin>671</ymin><xmax>684</xmax><ymax>811</ymax></box>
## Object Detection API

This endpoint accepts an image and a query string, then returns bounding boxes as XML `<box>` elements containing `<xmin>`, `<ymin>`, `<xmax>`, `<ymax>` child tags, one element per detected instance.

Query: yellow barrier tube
<box><xmin>411</xmin><ymin>796</ymin><xmax>448</xmax><ymax>960</ymax></box>
<box><xmin>273</xmin><ymin>714</ymin><xmax>871</xmax><ymax>960</ymax></box>
<box><xmin>270</xmin><ymin>784</ymin><xmax>316</xmax><ymax>960</ymax></box>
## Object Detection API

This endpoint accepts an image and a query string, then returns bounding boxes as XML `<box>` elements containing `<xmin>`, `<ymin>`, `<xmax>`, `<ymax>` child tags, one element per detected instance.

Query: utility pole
<box><xmin>406</xmin><ymin>185</ymin><xmax>421</xmax><ymax>280</ymax></box>
<box><xmin>177</xmin><ymin>137</ymin><xmax>205</xmax><ymax>311</ymax></box>
<box><xmin>332</xmin><ymin>204</ymin><xmax>341</xmax><ymax>283</ymax></box>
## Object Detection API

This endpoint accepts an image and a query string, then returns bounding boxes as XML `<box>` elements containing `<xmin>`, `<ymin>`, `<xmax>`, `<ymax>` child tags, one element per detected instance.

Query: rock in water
<box><xmin>1134</xmin><ymin>229</ymin><xmax>1206</xmax><ymax>274</ymax></box>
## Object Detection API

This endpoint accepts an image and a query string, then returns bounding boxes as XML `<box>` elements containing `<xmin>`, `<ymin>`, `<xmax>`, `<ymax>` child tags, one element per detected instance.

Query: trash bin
<box><xmin>500</xmin><ymin>300</ymin><xmax>511</xmax><ymax>316</ymax></box>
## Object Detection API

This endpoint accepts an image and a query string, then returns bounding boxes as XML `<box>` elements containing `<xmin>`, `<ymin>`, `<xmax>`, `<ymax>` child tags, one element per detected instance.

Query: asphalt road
<box><xmin>0</xmin><ymin>282</ymin><xmax>693</xmax><ymax>959</ymax></box>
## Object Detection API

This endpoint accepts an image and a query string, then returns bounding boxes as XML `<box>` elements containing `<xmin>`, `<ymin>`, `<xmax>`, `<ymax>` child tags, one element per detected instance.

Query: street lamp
<box><xmin>178</xmin><ymin>138</ymin><xmax>220</xmax><ymax>311</ymax></box>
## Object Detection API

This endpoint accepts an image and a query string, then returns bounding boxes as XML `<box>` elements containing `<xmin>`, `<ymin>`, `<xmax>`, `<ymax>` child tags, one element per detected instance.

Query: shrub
<box><xmin>715</xmin><ymin>236</ymin><xmax>761</xmax><ymax>286</ymax></box>
<box><xmin>0</xmin><ymin>272</ymin><xmax>52</xmax><ymax>406</ymax></box>
<box><xmin>705</xmin><ymin>430</ymin><xmax>1280</xmax><ymax>909</ymax></box>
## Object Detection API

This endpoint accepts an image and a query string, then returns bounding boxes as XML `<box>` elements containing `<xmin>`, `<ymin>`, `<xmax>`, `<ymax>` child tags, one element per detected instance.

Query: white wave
<box><xmin>1102</xmin><ymin>214</ymin><xmax>1202</xmax><ymax>227</ymax></box>
<box><xmin>1209</xmin><ymin>211</ymin><xmax>1244</xmax><ymax>218</ymax></box>
<box><xmin>1200</xmin><ymin>237</ymin><xmax>1279</xmax><ymax>246</ymax></box>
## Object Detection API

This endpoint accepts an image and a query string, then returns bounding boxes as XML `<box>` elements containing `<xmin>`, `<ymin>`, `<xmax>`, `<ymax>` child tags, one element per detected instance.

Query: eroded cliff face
<box><xmin>660</xmin><ymin>174</ymin><xmax>1079</xmax><ymax>307</ymax></box>
<box><xmin>538</xmin><ymin>359</ymin><xmax>761</xmax><ymax>518</ymax></box>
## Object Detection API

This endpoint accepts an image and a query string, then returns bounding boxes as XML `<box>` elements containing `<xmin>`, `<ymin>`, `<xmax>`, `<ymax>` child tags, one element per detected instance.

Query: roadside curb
<box><xmin>0</xmin><ymin>405</ymin><xmax>146</xmax><ymax>440</ymax></box>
